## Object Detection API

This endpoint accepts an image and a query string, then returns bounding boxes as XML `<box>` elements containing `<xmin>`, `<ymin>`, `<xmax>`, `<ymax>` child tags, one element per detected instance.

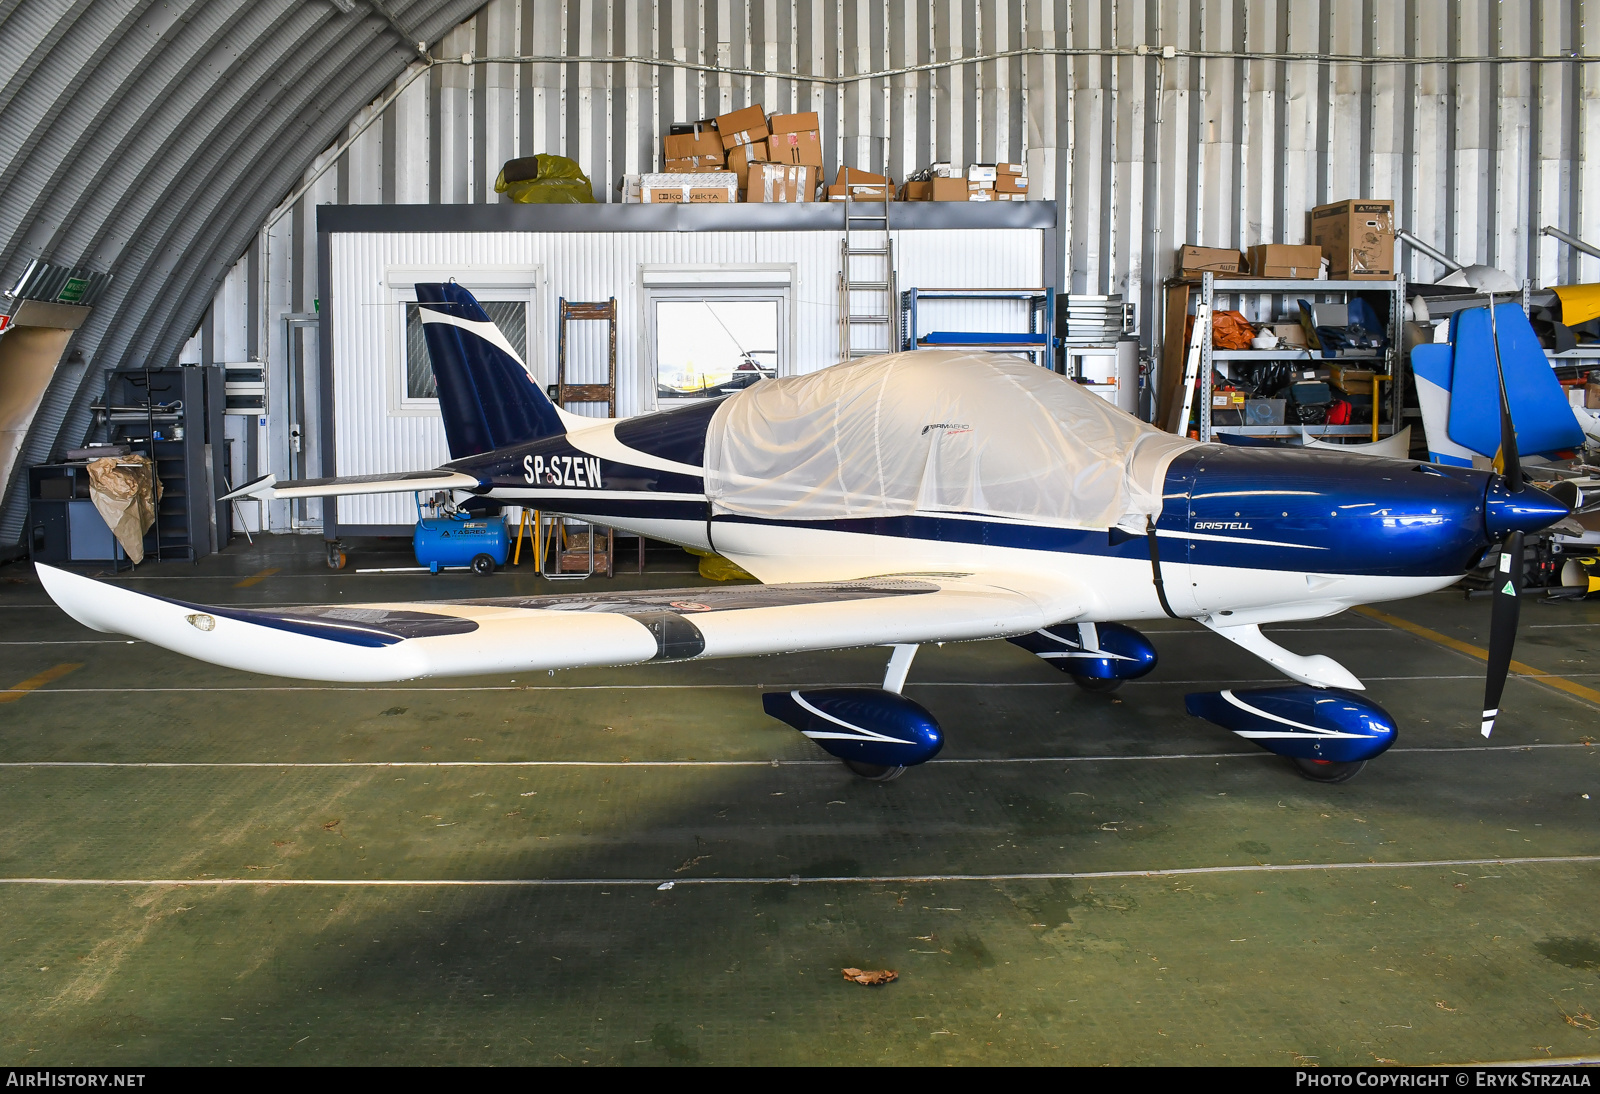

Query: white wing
<box><xmin>36</xmin><ymin>565</ymin><xmax>1081</xmax><ymax>683</ymax></box>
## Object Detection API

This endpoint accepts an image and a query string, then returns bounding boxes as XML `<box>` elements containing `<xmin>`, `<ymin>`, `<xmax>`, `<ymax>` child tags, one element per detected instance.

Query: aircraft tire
<box><xmin>843</xmin><ymin>760</ymin><xmax>907</xmax><ymax>782</ymax></box>
<box><xmin>1291</xmin><ymin>757</ymin><xmax>1366</xmax><ymax>783</ymax></box>
<box><xmin>471</xmin><ymin>554</ymin><xmax>496</xmax><ymax>576</ymax></box>
<box><xmin>1072</xmin><ymin>674</ymin><xmax>1124</xmax><ymax>693</ymax></box>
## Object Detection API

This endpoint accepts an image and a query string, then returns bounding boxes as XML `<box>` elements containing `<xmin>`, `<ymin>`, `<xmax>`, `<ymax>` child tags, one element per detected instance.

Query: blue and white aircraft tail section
<box><xmin>414</xmin><ymin>282</ymin><xmax>577</xmax><ymax>458</ymax></box>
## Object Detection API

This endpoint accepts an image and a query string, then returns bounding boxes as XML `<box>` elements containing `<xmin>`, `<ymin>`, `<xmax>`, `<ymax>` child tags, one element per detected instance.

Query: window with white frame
<box><xmin>403</xmin><ymin>299</ymin><xmax>529</xmax><ymax>399</ymax></box>
<box><xmin>644</xmin><ymin>267</ymin><xmax>791</xmax><ymax>409</ymax></box>
<box><xmin>387</xmin><ymin>274</ymin><xmax>539</xmax><ymax>413</ymax></box>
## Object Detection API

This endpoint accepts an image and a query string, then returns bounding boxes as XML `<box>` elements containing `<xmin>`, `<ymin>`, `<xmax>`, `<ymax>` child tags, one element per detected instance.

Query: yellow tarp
<box><xmin>494</xmin><ymin>155</ymin><xmax>596</xmax><ymax>204</ymax></box>
<box><xmin>1554</xmin><ymin>283</ymin><xmax>1600</xmax><ymax>327</ymax></box>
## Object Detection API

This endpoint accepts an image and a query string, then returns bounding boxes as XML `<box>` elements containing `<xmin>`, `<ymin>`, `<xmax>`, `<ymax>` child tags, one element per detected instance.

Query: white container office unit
<box><xmin>314</xmin><ymin>202</ymin><xmax>1056</xmax><ymax>536</ymax></box>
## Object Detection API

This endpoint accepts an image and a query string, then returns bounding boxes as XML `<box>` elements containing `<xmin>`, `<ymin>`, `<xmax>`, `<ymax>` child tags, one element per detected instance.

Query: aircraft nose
<box><xmin>1484</xmin><ymin>478</ymin><xmax>1571</xmax><ymax>539</ymax></box>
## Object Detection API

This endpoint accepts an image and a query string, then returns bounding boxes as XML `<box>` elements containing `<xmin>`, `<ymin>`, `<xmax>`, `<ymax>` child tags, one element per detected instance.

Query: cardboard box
<box><xmin>1269</xmin><ymin>322</ymin><xmax>1309</xmax><ymax>348</ymax></box>
<box><xmin>747</xmin><ymin>163</ymin><xmax>816</xmax><ymax>203</ymax></box>
<box><xmin>637</xmin><ymin>171</ymin><xmax>739</xmax><ymax>203</ymax></box>
<box><xmin>663</xmin><ymin>127</ymin><xmax>723</xmax><ymax>160</ymax></box>
<box><xmin>996</xmin><ymin>162</ymin><xmax>1025</xmax><ymax>175</ymax></box>
<box><xmin>1249</xmin><ymin>244</ymin><xmax>1325</xmax><ymax>279</ymax></box>
<box><xmin>995</xmin><ymin>174</ymin><xmax>1028</xmax><ymax>194</ymax></box>
<box><xmin>715</xmin><ymin>104</ymin><xmax>769</xmax><ymax>149</ymax></box>
<box><xmin>901</xmin><ymin>180</ymin><xmax>931</xmax><ymax>201</ymax></box>
<box><xmin>966</xmin><ymin>190</ymin><xmax>994</xmax><ymax>201</ymax></box>
<box><xmin>1311</xmin><ymin>199</ymin><xmax>1395</xmax><ymax>279</ymax></box>
<box><xmin>727</xmin><ymin>142</ymin><xmax>767</xmax><ymax>187</ymax></box>
<box><xmin>1587</xmin><ymin>377</ymin><xmax>1600</xmax><ymax>409</ymax></box>
<box><xmin>836</xmin><ymin>166</ymin><xmax>889</xmax><ymax>186</ymax></box>
<box><xmin>1178</xmin><ymin>245</ymin><xmax>1247</xmax><ymax>275</ymax></box>
<box><xmin>768</xmin><ymin>111</ymin><xmax>819</xmax><ymax>134</ymax></box>
<box><xmin>766</xmin><ymin>130</ymin><xmax>823</xmax><ymax>167</ymax></box>
<box><xmin>663</xmin><ymin>156</ymin><xmax>728</xmax><ymax>173</ymax></box>
<box><xmin>931</xmin><ymin>177</ymin><xmax>967</xmax><ymax>201</ymax></box>
<box><xmin>968</xmin><ymin>164</ymin><xmax>997</xmax><ymax>182</ymax></box>
<box><xmin>827</xmin><ymin>183</ymin><xmax>893</xmax><ymax>201</ymax></box>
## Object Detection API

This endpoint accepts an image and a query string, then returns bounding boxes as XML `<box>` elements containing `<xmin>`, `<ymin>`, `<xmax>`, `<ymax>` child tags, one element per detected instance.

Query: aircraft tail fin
<box><xmin>415</xmin><ymin>283</ymin><xmax>569</xmax><ymax>458</ymax></box>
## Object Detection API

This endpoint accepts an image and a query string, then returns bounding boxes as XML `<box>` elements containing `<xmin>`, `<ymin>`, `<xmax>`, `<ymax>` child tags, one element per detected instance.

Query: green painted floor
<box><xmin>1</xmin><ymin>535</ymin><xmax>1598</xmax><ymax>1065</ymax></box>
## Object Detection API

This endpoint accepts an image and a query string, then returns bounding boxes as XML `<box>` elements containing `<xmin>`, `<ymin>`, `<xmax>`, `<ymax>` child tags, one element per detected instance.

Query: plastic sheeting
<box><xmin>705</xmin><ymin>350</ymin><xmax>1200</xmax><ymax>530</ymax></box>
<box><xmin>493</xmin><ymin>155</ymin><xmax>596</xmax><ymax>204</ymax></box>
<box><xmin>85</xmin><ymin>454</ymin><xmax>160</xmax><ymax>564</ymax></box>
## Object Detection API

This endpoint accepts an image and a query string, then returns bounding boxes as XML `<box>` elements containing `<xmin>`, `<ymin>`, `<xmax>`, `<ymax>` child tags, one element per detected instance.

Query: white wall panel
<box><xmin>328</xmin><ymin>226</ymin><xmax>1042</xmax><ymax>527</ymax></box>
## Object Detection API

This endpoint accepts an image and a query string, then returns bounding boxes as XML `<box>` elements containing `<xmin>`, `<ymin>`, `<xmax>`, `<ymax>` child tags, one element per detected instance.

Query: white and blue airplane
<box><xmin>36</xmin><ymin>284</ymin><xmax>1572</xmax><ymax>783</ymax></box>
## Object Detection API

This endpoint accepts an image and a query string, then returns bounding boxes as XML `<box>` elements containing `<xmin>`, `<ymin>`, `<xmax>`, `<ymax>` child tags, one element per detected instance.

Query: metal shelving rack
<box><xmin>1194</xmin><ymin>273</ymin><xmax>1407</xmax><ymax>441</ymax></box>
<box><xmin>897</xmin><ymin>287</ymin><xmax>1056</xmax><ymax>367</ymax></box>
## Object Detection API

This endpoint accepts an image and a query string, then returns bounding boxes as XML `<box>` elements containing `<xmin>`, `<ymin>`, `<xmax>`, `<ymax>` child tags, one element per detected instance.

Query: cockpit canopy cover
<box><xmin>705</xmin><ymin>350</ymin><xmax>1200</xmax><ymax>530</ymax></box>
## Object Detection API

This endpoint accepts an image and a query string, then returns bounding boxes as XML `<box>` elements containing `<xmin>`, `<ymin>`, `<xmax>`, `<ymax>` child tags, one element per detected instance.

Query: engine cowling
<box><xmin>1008</xmin><ymin>622</ymin><xmax>1159</xmax><ymax>681</ymax></box>
<box><xmin>1185</xmin><ymin>685</ymin><xmax>1397</xmax><ymax>763</ymax></box>
<box><xmin>762</xmin><ymin>688</ymin><xmax>944</xmax><ymax>768</ymax></box>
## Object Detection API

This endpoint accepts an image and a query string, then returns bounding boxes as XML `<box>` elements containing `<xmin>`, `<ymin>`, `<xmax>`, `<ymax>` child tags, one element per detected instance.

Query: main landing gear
<box><xmin>762</xmin><ymin>644</ymin><xmax>941</xmax><ymax>781</ymax></box>
<box><xmin>843</xmin><ymin>760</ymin><xmax>907</xmax><ymax>782</ymax></box>
<box><xmin>1291</xmin><ymin>758</ymin><xmax>1367</xmax><ymax>784</ymax></box>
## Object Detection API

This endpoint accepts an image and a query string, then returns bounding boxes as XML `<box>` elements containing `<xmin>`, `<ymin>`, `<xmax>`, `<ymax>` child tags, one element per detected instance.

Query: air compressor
<box><xmin>413</xmin><ymin>509</ymin><xmax>508</xmax><ymax>575</ymax></box>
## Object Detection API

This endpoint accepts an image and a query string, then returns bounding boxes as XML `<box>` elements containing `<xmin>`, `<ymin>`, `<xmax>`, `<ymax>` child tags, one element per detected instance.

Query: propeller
<box><xmin>1481</xmin><ymin>292</ymin><xmax>1523</xmax><ymax>738</ymax></box>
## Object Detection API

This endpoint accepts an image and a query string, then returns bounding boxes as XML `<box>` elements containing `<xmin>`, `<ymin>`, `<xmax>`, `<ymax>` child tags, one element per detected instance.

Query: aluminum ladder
<box><xmin>838</xmin><ymin>188</ymin><xmax>896</xmax><ymax>359</ymax></box>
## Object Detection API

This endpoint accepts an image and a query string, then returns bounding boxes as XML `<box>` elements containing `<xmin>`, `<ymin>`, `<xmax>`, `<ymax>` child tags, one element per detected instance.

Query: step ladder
<box><xmin>838</xmin><ymin>188</ymin><xmax>897</xmax><ymax>359</ymax></box>
<box><xmin>546</xmin><ymin>297</ymin><xmax>619</xmax><ymax>579</ymax></box>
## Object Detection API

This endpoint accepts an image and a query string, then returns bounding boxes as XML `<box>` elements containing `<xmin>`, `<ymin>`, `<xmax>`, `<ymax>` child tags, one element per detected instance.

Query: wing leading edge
<box><xmin>36</xmin><ymin>565</ymin><xmax>1079</xmax><ymax>683</ymax></box>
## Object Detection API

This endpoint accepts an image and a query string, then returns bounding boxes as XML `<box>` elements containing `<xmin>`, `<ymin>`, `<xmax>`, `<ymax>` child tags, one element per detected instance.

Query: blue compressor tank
<box><xmin>413</xmin><ymin>512</ymin><xmax>509</xmax><ymax>574</ymax></box>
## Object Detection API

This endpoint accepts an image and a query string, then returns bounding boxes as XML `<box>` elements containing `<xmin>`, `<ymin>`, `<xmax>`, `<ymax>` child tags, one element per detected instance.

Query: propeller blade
<box><xmin>1481</xmin><ymin>530</ymin><xmax>1524</xmax><ymax>738</ymax></box>
<box><xmin>1484</xmin><ymin>292</ymin><xmax>1523</xmax><ymax>490</ymax></box>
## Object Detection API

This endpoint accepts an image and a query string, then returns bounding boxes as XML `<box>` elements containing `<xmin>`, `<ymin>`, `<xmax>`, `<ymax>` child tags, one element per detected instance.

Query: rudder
<box><xmin>416</xmin><ymin>283</ymin><xmax>565</xmax><ymax>458</ymax></box>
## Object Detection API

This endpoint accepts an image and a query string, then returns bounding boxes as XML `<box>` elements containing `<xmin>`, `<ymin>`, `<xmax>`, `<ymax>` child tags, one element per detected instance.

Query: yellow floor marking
<box><xmin>1355</xmin><ymin>605</ymin><xmax>1600</xmax><ymax>708</ymax></box>
<box><xmin>0</xmin><ymin>663</ymin><xmax>83</xmax><ymax>704</ymax></box>
<box><xmin>233</xmin><ymin>567</ymin><xmax>279</xmax><ymax>588</ymax></box>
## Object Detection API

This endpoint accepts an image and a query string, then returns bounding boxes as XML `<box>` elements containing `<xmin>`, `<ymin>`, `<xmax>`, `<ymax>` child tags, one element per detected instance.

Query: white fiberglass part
<box><xmin>1200</xmin><ymin>619</ymin><xmax>1365</xmax><ymax>690</ymax></box>
<box><xmin>704</xmin><ymin>350</ymin><xmax>1200</xmax><ymax>530</ymax></box>
<box><xmin>223</xmin><ymin>470</ymin><xmax>481</xmax><ymax>501</ymax></box>
<box><xmin>882</xmin><ymin>644</ymin><xmax>918</xmax><ymax>693</ymax></box>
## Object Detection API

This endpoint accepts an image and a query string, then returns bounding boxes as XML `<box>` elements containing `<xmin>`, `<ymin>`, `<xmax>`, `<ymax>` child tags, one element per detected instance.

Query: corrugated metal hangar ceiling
<box><xmin>0</xmin><ymin>0</ymin><xmax>489</xmax><ymax>545</ymax></box>
<box><xmin>5</xmin><ymin>0</ymin><xmax>1600</xmax><ymax>546</ymax></box>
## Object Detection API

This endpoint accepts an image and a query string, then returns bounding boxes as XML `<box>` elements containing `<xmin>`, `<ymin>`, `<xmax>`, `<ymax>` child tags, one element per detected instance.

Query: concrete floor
<box><xmin>1</xmin><ymin>533</ymin><xmax>1598</xmax><ymax>1066</ymax></box>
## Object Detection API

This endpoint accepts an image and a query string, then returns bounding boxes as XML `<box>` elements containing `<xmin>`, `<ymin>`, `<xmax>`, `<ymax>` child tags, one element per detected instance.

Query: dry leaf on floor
<box><xmin>842</xmin><ymin>968</ymin><xmax>897</xmax><ymax>986</ymax></box>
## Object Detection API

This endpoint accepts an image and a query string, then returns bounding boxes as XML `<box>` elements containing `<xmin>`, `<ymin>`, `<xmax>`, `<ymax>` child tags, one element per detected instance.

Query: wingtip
<box><xmin>220</xmin><ymin>473</ymin><xmax>276</xmax><ymax>502</ymax></box>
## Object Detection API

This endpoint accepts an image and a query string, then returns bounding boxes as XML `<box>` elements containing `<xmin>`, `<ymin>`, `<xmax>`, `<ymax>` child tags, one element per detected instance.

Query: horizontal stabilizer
<box><xmin>221</xmin><ymin>469</ymin><xmax>481</xmax><ymax>502</ymax></box>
